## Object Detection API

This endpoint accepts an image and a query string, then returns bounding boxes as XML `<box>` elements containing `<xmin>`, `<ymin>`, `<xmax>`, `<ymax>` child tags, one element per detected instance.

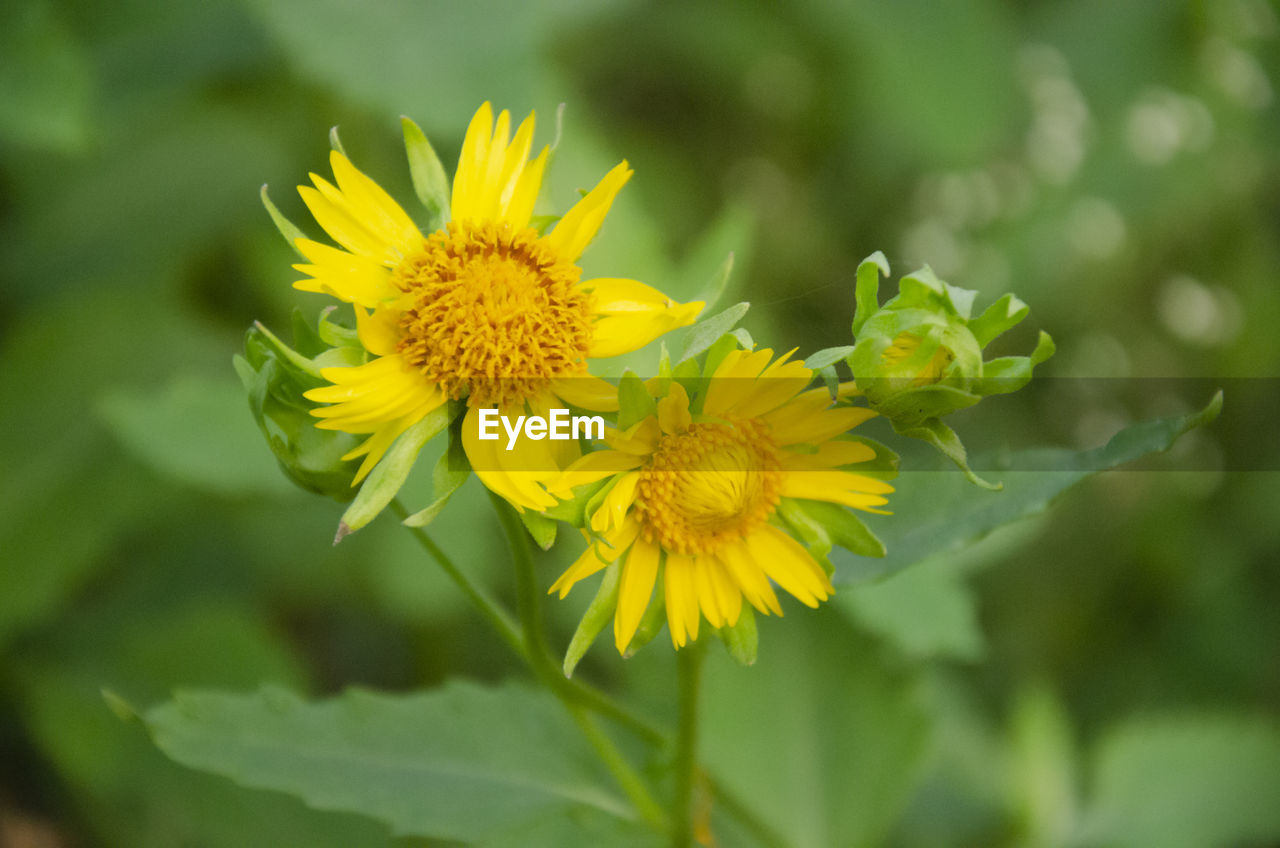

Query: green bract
<box><xmin>846</xmin><ymin>252</ymin><xmax>1055</xmax><ymax>488</ymax></box>
<box><xmin>232</xmin><ymin>310</ymin><xmax>364</xmax><ymax>501</ymax></box>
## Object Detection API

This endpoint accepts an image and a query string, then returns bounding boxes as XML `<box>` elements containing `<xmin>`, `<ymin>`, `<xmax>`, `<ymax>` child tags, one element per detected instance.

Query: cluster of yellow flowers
<box><xmin>257</xmin><ymin>102</ymin><xmax>1020</xmax><ymax>659</ymax></box>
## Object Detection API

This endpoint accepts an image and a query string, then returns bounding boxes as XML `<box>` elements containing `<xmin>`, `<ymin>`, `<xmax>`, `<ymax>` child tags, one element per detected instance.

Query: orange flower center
<box><xmin>635</xmin><ymin>419</ymin><xmax>783</xmax><ymax>555</ymax></box>
<box><xmin>393</xmin><ymin>221</ymin><xmax>593</xmax><ymax>408</ymax></box>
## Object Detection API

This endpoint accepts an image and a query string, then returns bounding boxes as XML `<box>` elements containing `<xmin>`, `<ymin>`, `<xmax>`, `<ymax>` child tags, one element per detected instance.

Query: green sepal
<box><xmin>677</xmin><ymin>302</ymin><xmax>750</xmax><ymax>363</ymax></box>
<box><xmin>401</xmin><ymin>416</ymin><xmax>471</xmax><ymax>527</ymax></box>
<box><xmin>401</xmin><ymin>116</ymin><xmax>450</xmax><ymax>232</ymax></box>
<box><xmin>893</xmin><ymin>417</ymin><xmax>1001</xmax><ymax>490</ymax></box>
<box><xmin>623</xmin><ymin>570</ymin><xmax>668</xmax><ymax>658</ymax></box>
<box><xmin>336</xmin><ymin>404</ymin><xmax>453</xmax><ymax>541</ymax></box>
<box><xmin>701</xmin><ymin>332</ymin><xmax>742</xmax><ymax>381</ymax></box>
<box><xmin>316</xmin><ymin>306</ymin><xmax>360</xmax><ymax>349</ymax></box>
<box><xmin>542</xmin><ymin>476</ymin><xmax>611</xmax><ymax>528</ymax></box>
<box><xmin>616</xmin><ymin>370</ymin><xmax>656</xmax><ymax>431</ymax></box>
<box><xmin>851</xmin><ymin>251</ymin><xmax>889</xmax><ymax>337</ymax></box>
<box><xmin>693</xmin><ymin>251</ymin><xmax>734</xmax><ymax>315</ymax></box>
<box><xmin>520</xmin><ymin>510</ymin><xmax>558</xmax><ymax>551</ymax></box>
<box><xmin>968</xmin><ymin>293</ymin><xmax>1029</xmax><ymax>347</ymax></box>
<box><xmin>236</xmin><ymin>321</ymin><xmax>362</xmax><ymax>501</ymax></box>
<box><xmin>259</xmin><ymin>185</ymin><xmax>308</xmax><ymax>259</ymax></box>
<box><xmin>716</xmin><ymin>606</ymin><xmax>757</xmax><ymax>666</ymax></box>
<box><xmin>973</xmin><ymin>332</ymin><xmax>1056</xmax><ymax>397</ymax></box>
<box><xmin>781</xmin><ymin>498</ymin><xmax>887</xmax><ymax>560</ymax></box>
<box><xmin>728</xmin><ymin>327</ymin><xmax>753</xmax><ymax>349</ymax></box>
<box><xmin>563</xmin><ymin>559</ymin><xmax>622</xmax><ymax>677</ymax></box>
<box><xmin>328</xmin><ymin>125</ymin><xmax>347</xmax><ymax>156</ymax></box>
<box><xmin>804</xmin><ymin>345</ymin><xmax>855</xmax><ymax>371</ymax></box>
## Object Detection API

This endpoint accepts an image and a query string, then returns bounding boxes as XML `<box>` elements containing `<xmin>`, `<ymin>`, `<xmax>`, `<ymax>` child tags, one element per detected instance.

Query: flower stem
<box><xmin>671</xmin><ymin>642</ymin><xmax>705</xmax><ymax>848</ymax></box>
<box><xmin>487</xmin><ymin>491</ymin><xmax>668</xmax><ymax>832</ymax></box>
<box><xmin>391</xmin><ymin>500</ymin><xmax>525</xmax><ymax>659</ymax></box>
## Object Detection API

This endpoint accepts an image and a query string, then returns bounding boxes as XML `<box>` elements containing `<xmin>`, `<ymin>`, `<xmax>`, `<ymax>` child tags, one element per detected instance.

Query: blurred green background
<box><xmin>2</xmin><ymin>0</ymin><xmax>1278</xmax><ymax>845</ymax></box>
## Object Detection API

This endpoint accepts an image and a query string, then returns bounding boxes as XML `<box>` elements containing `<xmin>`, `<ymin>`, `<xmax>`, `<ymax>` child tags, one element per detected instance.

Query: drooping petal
<box><xmin>545</xmin><ymin>161</ymin><xmax>632</xmax><ymax>262</ymax></box>
<box><xmin>717</xmin><ymin>544</ymin><xmax>783</xmax><ymax>617</ymax></box>
<box><xmin>741</xmin><ymin>525</ymin><xmax>832</xmax><ymax>608</ymax></box>
<box><xmin>692</xmin><ymin>555</ymin><xmax>725</xmax><ymax>628</ymax></box>
<box><xmin>615</xmin><ymin>537</ymin><xmax>660</xmax><ymax>653</ymax></box>
<box><xmin>664</xmin><ymin>552</ymin><xmax>701</xmax><ymax>647</ymax></box>
<box><xmin>461</xmin><ymin>405</ymin><xmax>558</xmax><ymax>511</ymax></box>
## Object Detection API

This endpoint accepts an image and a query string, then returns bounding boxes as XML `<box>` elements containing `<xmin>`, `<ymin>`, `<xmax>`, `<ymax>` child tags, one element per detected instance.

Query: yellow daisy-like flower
<box><xmin>294</xmin><ymin>103</ymin><xmax>703</xmax><ymax>509</ymax></box>
<box><xmin>548</xmin><ymin>348</ymin><xmax>893</xmax><ymax>651</ymax></box>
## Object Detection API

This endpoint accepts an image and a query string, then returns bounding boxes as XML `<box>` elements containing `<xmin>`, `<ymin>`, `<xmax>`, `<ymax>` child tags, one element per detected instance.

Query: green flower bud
<box><xmin>847</xmin><ymin>252</ymin><xmax>1055</xmax><ymax>487</ymax></box>
<box><xmin>232</xmin><ymin>310</ymin><xmax>364</xmax><ymax>501</ymax></box>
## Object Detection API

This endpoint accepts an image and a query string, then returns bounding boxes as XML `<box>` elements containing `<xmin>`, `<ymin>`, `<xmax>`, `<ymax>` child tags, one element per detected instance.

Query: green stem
<box><xmin>488</xmin><ymin>491</ymin><xmax>668</xmax><ymax>832</ymax></box>
<box><xmin>671</xmin><ymin>642</ymin><xmax>705</xmax><ymax>848</ymax></box>
<box><xmin>391</xmin><ymin>500</ymin><xmax>525</xmax><ymax>659</ymax></box>
<box><xmin>392</xmin><ymin>501</ymin><xmax>664</xmax><ymax>744</ymax></box>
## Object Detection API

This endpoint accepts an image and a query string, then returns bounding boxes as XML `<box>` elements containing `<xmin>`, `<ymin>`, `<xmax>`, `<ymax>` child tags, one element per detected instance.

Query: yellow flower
<box><xmin>293</xmin><ymin>103</ymin><xmax>703</xmax><ymax>509</ymax></box>
<box><xmin>548</xmin><ymin>348</ymin><xmax>892</xmax><ymax>651</ymax></box>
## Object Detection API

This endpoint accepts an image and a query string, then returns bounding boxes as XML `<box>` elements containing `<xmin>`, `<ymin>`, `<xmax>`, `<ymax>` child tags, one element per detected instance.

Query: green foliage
<box><xmin>139</xmin><ymin>682</ymin><xmax>656</xmax><ymax>845</ymax></box>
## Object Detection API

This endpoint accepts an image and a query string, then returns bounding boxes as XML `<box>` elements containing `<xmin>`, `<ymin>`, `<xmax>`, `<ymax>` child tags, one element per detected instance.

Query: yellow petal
<box><xmin>702</xmin><ymin>348</ymin><xmax>775</xmax><ymax>417</ymax></box>
<box><xmin>606</xmin><ymin>417</ymin><xmax>661</xmax><ymax>456</ymax></box>
<box><xmin>707</xmin><ymin>557</ymin><xmax>742</xmax><ymax>627</ymax></box>
<box><xmin>780</xmin><ymin>440</ymin><xmax>877</xmax><ymax>470</ymax></box>
<box><xmin>506</xmin><ymin>145</ymin><xmax>548</xmax><ymax>230</ymax></box>
<box><xmin>728</xmin><ymin>351</ymin><xmax>815</xmax><ymax>419</ymax></box>
<box><xmin>589</xmin><ymin>471</ymin><xmax>640</xmax><ymax>535</ymax></box>
<box><xmin>614</xmin><ymin>537</ymin><xmax>659</xmax><ymax>653</ymax></box>
<box><xmin>765</xmin><ymin>402</ymin><xmax>878</xmax><ymax>446</ymax></box>
<box><xmin>550</xmin><ymin>374</ymin><xmax>620</xmax><ymax>412</ymax></box>
<box><xmin>545</xmin><ymin>161</ymin><xmax>632</xmax><ymax>262</ymax></box>
<box><xmin>461</xmin><ymin>404</ymin><xmax>557</xmax><ymax>511</ymax></box>
<box><xmin>292</xmin><ymin>238</ymin><xmax>399</xmax><ymax>307</ymax></box>
<box><xmin>552</xmin><ymin>450</ymin><xmax>642</xmax><ymax>497</ymax></box>
<box><xmin>550</xmin><ymin>533</ymin><xmax>616</xmax><ymax>599</ymax></box>
<box><xmin>588</xmin><ymin>299</ymin><xmax>703</xmax><ymax>359</ymax></box>
<box><xmin>779</xmin><ymin>470</ymin><xmax>893</xmax><ymax>511</ymax></box>
<box><xmin>355</xmin><ymin>306</ymin><xmax>402</xmax><ymax>356</ymax></box>
<box><xmin>451</xmin><ymin>102</ymin><xmax>494</xmax><ymax>222</ymax></box>
<box><xmin>328</xmin><ymin>150</ymin><xmax>422</xmax><ymax>255</ymax></box>
<box><xmin>744</xmin><ymin>525</ymin><xmax>832</xmax><ymax>608</ymax></box>
<box><xmin>716</xmin><ymin>545</ymin><xmax>783</xmax><ymax>617</ymax></box>
<box><xmin>692</xmin><ymin>555</ymin><xmax>725</xmax><ymax>628</ymax></box>
<box><xmin>664</xmin><ymin>552</ymin><xmax>701</xmax><ymax>647</ymax></box>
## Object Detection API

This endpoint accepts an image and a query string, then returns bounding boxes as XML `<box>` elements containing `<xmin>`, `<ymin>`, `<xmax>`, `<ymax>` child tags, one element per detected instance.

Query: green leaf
<box><xmin>834</xmin><ymin>391</ymin><xmax>1224</xmax><ymax>583</ymax></box>
<box><xmin>259</xmin><ymin>185</ymin><xmax>308</xmax><ymax>258</ymax></box>
<box><xmin>893</xmin><ymin>417</ymin><xmax>1001</xmax><ymax>490</ymax></box>
<box><xmin>851</xmin><ymin>251</ymin><xmax>889</xmax><ymax>337</ymax></box>
<box><xmin>98</xmin><ymin>376</ymin><xmax>295</xmax><ymax>497</ymax></box>
<box><xmin>837</xmin><ymin>560</ymin><xmax>983</xmax><ymax>661</ymax></box>
<box><xmin>338</xmin><ymin>405</ymin><xmax>452</xmax><ymax>539</ymax></box>
<box><xmin>716</xmin><ymin>606</ymin><xmax>757</xmax><ymax>666</ymax></box>
<box><xmin>786</xmin><ymin>499</ymin><xmax>886</xmax><ymax>560</ymax></box>
<box><xmin>677</xmin><ymin>302</ymin><xmax>750</xmax><ymax>363</ymax></box>
<box><xmin>401</xmin><ymin>436</ymin><xmax>471</xmax><ymax>527</ymax></box>
<box><xmin>702</xmin><ymin>608</ymin><xmax>930</xmax><ymax>846</ymax></box>
<box><xmin>616</xmin><ymin>370</ymin><xmax>656</xmax><ymax>431</ymax></box>
<box><xmin>1079</xmin><ymin>714</ymin><xmax>1280</xmax><ymax>848</ymax></box>
<box><xmin>140</xmin><ymin>682</ymin><xmax>652</xmax><ymax>844</ymax></box>
<box><xmin>520</xmin><ymin>509</ymin><xmax>558</xmax><ymax>550</ymax></box>
<box><xmin>401</xmin><ymin>116</ymin><xmax>450</xmax><ymax>231</ymax></box>
<box><xmin>804</xmin><ymin>346</ymin><xmax>855</xmax><ymax>371</ymax></box>
<box><xmin>563</xmin><ymin>560</ymin><xmax>621</xmax><ymax>677</ymax></box>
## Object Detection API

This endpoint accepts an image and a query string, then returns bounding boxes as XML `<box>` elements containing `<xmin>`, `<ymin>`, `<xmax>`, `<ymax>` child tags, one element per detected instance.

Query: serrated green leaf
<box><xmin>834</xmin><ymin>392</ymin><xmax>1224</xmax><ymax>583</ymax></box>
<box><xmin>338</xmin><ymin>405</ymin><xmax>452</xmax><ymax>538</ymax></box>
<box><xmin>140</xmin><ymin>682</ymin><xmax>653</xmax><ymax>844</ymax></box>
<box><xmin>401</xmin><ymin>115</ymin><xmax>450</xmax><ymax>231</ymax></box>
<box><xmin>563</xmin><ymin>559</ymin><xmax>621</xmax><ymax>677</ymax></box>
<box><xmin>677</xmin><ymin>302</ymin><xmax>750</xmax><ymax>363</ymax></box>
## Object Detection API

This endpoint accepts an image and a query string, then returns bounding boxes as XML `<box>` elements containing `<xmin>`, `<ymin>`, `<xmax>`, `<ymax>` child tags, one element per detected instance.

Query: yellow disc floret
<box><xmin>635</xmin><ymin>419</ymin><xmax>783</xmax><ymax>555</ymax></box>
<box><xmin>394</xmin><ymin>221</ymin><xmax>593</xmax><ymax>409</ymax></box>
